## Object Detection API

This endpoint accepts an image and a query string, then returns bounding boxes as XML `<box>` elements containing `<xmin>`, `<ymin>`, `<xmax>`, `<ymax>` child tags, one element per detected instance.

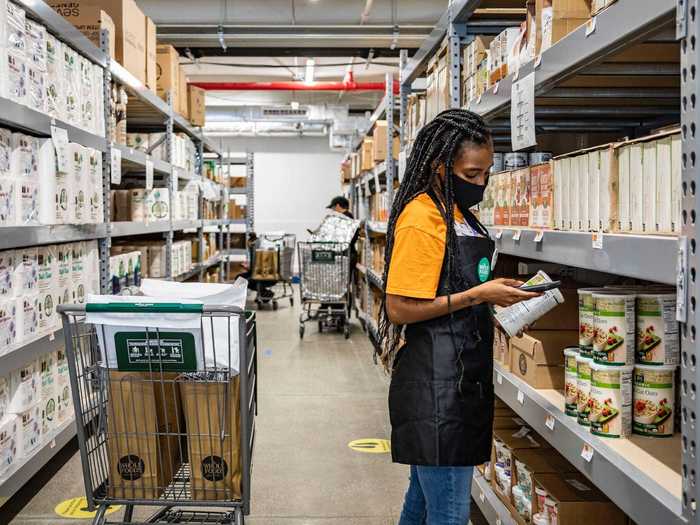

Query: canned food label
<box><xmin>565</xmin><ymin>354</ymin><xmax>578</xmax><ymax>416</ymax></box>
<box><xmin>633</xmin><ymin>368</ymin><xmax>675</xmax><ymax>437</ymax></box>
<box><xmin>576</xmin><ymin>360</ymin><xmax>591</xmax><ymax>426</ymax></box>
<box><xmin>636</xmin><ymin>296</ymin><xmax>679</xmax><ymax>366</ymax></box>
<box><xmin>590</xmin><ymin>368</ymin><xmax>632</xmax><ymax>438</ymax></box>
<box><xmin>593</xmin><ymin>296</ymin><xmax>635</xmax><ymax>365</ymax></box>
<box><xmin>578</xmin><ymin>293</ymin><xmax>595</xmax><ymax>351</ymax></box>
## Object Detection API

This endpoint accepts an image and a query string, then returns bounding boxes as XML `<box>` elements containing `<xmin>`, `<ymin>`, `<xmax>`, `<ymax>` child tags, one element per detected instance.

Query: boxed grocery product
<box><xmin>372</xmin><ymin>121</ymin><xmax>388</xmax><ymax>162</ymax></box>
<box><xmin>511</xmin><ymin>168</ymin><xmax>530</xmax><ymax>227</ymax></box>
<box><xmin>92</xmin><ymin>63</ymin><xmax>105</xmax><ymax>136</ymax></box>
<box><xmin>8</xmin><ymin>361</ymin><xmax>38</xmax><ymax>414</ymax></box>
<box><xmin>509</xmin><ymin>330</ymin><xmax>578</xmax><ymax>389</ymax></box>
<box><xmin>0</xmin><ymin>414</ymin><xmax>18</xmax><ymax>478</ymax></box>
<box><xmin>0</xmin><ymin>298</ymin><xmax>17</xmax><ymax>351</ymax></box>
<box><xmin>17</xmin><ymin>293</ymin><xmax>39</xmax><ymax>342</ymax></box>
<box><xmin>629</xmin><ymin>143</ymin><xmax>644</xmax><ymax>233</ymax></box>
<box><xmin>529</xmin><ymin>163</ymin><xmax>553</xmax><ymax>229</ymax></box>
<box><xmin>180</xmin><ymin>373</ymin><xmax>242</xmax><ymax>500</ymax></box>
<box><xmin>37</xmin><ymin>245</ymin><xmax>57</xmax><ymax>332</ymax></box>
<box><xmin>87</xmin><ymin>148</ymin><xmax>104</xmax><ymax>224</ymax></box>
<box><xmin>15</xmin><ymin>404</ymin><xmax>41</xmax><ymax>458</ymax></box>
<box><xmin>145</xmin><ymin>16</ymin><xmax>156</xmax><ymax>92</ymax></box>
<box><xmin>0</xmin><ymin>176</ymin><xmax>16</xmax><ymax>227</ymax></box>
<box><xmin>360</xmin><ymin>138</ymin><xmax>374</xmax><ymax>171</ymax></box>
<box><xmin>156</xmin><ymin>44</ymin><xmax>180</xmax><ymax>104</ymax></box>
<box><xmin>79</xmin><ymin>55</ymin><xmax>95</xmax><ymax>131</ymax></box>
<box><xmin>536</xmin><ymin>0</ymin><xmax>590</xmax><ymax>54</ymax></box>
<box><xmin>144</xmin><ymin>188</ymin><xmax>170</xmax><ymax>222</ymax></box>
<box><xmin>0</xmin><ymin>376</ymin><xmax>8</xmax><ymax>421</ymax></box>
<box><xmin>14</xmin><ymin>247</ymin><xmax>39</xmax><ymax>294</ymax></box>
<box><xmin>493</xmin><ymin>325</ymin><xmax>510</xmax><ymax>370</ymax></box>
<box><xmin>657</xmin><ymin>136</ymin><xmax>673</xmax><ymax>233</ymax></box>
<box><xmin>62</xmin><ymin>45</ymin><xmax>80</xmax><ymax>126</ymax></box>
<box><xmin>47</xmin><ymin>3</ymin><xmax>115</xmax><ymax>59</ymax></box>
<box><xmin>0</xmin><ymin>250</ymin><xmax>15</xmax><ymax>297</ymax></box>
<box><xmin>3</xmin><ymin>3</ymin><xmax>27</xmax><ymax>105</ymax></box>
<box><xmin>71</xmin><ymin>242</ymin><xmax>86</xmax><ymax>304</ymax></box>
<box><xmin>56</xmin><ymin>243</ymin><xmax>72</xmax><ymax>290</ymax></box>
<box><xmin>54</xmin><ymin>348</ymin><xmax>73</xmax><ymax>424</ymax></box>
<box><xmin>533</xmin><ymin>472</ymin><xmax>627</xmax><ymax>524</ymax></box>
<box><xmin>39</xmin><ymin>352</ymin><xmax>57</xmax><ymax>436</ymax></box>
<box><xmin>642</xmin><ymin>141</ymin><xmax>657</xmax><ymax>233</ymax></box>
<box><xmin>494</xmin><ymin>171</ymin><xmax>511</xmax><ymax>226</ymax></box>
<box><xmin>45</xmin><ymin>35</ymin><xmax>64</xmax><ymax>120</ymax></box>
<box><xmin>105</xmin><ymin>372</ymin><xmax>182</xmax><ymax>499</ymax></box>
<box><xmin>188</xmin><ymin>85</ymin><xmax>206</xmax><ymax>127</ymax></box>
<box><xmin>129</xmin><ymin>188</ymin><xmax>146</xmax><ymax>221</ymax></box>
<box><xmin>178</xmin><ymin>66</ymin><xmax>189</xmax><ymax>118</ymax></box>
<box><xmin>70</xmin><ymin>143</ymin><xmax>88</xmax><ymax>223</ymax></box>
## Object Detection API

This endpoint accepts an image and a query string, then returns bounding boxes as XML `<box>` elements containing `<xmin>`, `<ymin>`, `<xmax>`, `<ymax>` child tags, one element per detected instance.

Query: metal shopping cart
<box><xmin>251</xmin><ymin>234</ymin><xmax>296</xmax><ymax>310</ymax></box>
<box><xmin>297</xmin><ymin>241</ymin><xmax>352</xmax><ymax>339</ymax></box>
<box><xmin>58</xmin><ymin>303</ymin><xmax>258</xmax><ymax>525</ymax></box>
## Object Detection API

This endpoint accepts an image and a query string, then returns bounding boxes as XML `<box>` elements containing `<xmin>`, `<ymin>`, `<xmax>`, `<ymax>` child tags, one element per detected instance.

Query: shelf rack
<box><xmin>471</xmin><ymin>472</ymin><xmax>517</xmax><ymax>525</ymax></box>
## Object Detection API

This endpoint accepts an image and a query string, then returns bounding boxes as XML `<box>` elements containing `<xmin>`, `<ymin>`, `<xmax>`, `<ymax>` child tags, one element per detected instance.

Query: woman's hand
<box><xmin>471</xmin><ymin>278</ymin><xmax>541</xmax><ymax>307</ymax></box>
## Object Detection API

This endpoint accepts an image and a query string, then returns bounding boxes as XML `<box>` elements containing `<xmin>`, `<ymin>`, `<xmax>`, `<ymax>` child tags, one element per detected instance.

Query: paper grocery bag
<box><xmin>106</xmin><ymin>372</ymin><xmax>183</xmax><ymax>500</ymax></box>
<box><xmin>179</xmin><ymin>374</ymin><xmax>241</xmax><ymax>500</ymax></box>
<box><xmin>252</xmin><ymin>250</ymin><xmax>280</xmax><ymax>280</ymax></box>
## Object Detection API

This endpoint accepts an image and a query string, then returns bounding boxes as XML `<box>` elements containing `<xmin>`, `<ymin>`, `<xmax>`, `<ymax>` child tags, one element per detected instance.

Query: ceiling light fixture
<box><xmin>305</xmin><ymin>58</ymin><xmax>315</xmax><ymax>83</ymax></box>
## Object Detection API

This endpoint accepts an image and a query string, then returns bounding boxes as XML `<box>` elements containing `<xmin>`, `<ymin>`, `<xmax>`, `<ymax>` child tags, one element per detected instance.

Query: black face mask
<box><xmin>452</xmin><ymin>176</ymin><xmax>486</xmax><ymax>210</ymax></box>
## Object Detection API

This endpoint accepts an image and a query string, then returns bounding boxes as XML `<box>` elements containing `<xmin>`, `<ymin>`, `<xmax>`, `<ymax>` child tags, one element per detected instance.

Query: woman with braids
<box><xmin>378</xmin><ymin>109</ymin><xmax>539</xmax><ymax>524</ymax></box>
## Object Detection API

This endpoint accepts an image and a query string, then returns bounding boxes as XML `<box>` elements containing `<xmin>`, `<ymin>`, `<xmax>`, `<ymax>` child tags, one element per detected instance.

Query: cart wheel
<box><xmin>273</xmin><ymin>300</ymin><xmax>279</xmax><ymax>311</ymax></box>
<box><xmin>290</xmin><ymin>296</ymin><xmax>294</xmax><ymax>306</ymax></box>
<box><xmin>344</xmin><ymin>326</ymin><xmax>350</xmax><ymax>339</ymax></box>
<box><xmin>299</xmin><ymin>325</ymin><xmax>305</xmax><ymax>339</ymax></box>
<box><xmin>318</xmin><ymin>320</ymin><xmax>323</xmax><ymax>333</ymax></box>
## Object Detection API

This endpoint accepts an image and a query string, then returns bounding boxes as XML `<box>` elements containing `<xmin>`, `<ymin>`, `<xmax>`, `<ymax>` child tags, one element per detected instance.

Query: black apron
<box><xmin>388</xmin><ymin>208</ymin><xmax>495</xmax><ymax>466</ymax></box>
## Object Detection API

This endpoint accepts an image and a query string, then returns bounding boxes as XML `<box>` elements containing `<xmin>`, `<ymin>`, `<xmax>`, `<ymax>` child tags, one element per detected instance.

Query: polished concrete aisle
<box><xmin>6</xmin><ymin>301</ymin><xmax>410</xmax><ymax>524</ymax></box>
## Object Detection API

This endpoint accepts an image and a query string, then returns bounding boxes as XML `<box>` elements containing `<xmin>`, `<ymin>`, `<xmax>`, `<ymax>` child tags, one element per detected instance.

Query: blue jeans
<box><xmin>398</xmin><ymin>465</ymin><xmax>474</xmax><ymax>525</ymax></box>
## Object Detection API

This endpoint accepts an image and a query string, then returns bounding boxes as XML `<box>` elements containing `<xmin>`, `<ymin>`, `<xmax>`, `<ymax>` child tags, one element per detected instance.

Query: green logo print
<box><xmin>477</xmin><ymin>257</ymin><xmax>490</xmax><ymax>283</ymax></box>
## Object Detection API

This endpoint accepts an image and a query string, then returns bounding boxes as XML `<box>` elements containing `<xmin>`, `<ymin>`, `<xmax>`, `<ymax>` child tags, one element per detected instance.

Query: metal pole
<box><xmin>385</xmin><ymin>72</ymin><xmax>395</xmax><ymax>208</ymax></box>
<box><xmin>165</xmin><ymin>94</ymin><xmax>175</xmax><ymax>279</ymax></box>
<box><xmin>398</xmin><ymin>49</ymin><xmax>409</xmax><ymax>151</ymax></box>
<box><xmin>447</xmin><ymin>5</ymin><xmax>464</xmax><ymax>109</ymax></box>
<box><xmin>99</xmin><ymin>29</ymin><xmax>112</xmax><ymax>294</ymax></box>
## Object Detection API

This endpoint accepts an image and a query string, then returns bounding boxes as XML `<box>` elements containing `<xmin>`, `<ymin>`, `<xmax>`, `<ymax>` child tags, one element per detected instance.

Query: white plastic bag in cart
<box><xmin>139</xmin><ymin>277</ymin><xmax>248</xmax><ymax>373</ymax></box>
<box><xmin>86</xmin><ymin>294</ymin><xmax>206</xmax><ymax>371</ymax></box>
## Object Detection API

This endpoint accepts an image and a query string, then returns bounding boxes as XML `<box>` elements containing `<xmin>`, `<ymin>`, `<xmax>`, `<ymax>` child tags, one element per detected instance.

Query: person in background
<box><xmin>377</xmin><ymin>109</ymin><xmax>539</xmax><ymax>525</ymax></box>
<box><xmin>327</xmin><ymin>196</ymin><xmax>354</xmax><ymax>219</ymax></box>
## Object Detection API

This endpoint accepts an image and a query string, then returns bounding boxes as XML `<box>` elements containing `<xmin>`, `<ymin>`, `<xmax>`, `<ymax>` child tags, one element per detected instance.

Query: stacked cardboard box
<box><xmin>360</xmin><ymin>138</ymin><xmax>374</xmax><ymax>171</ymax></box>
<box><xmin>536</xmin><ymin>0</ymin><xmax>591</xmax><ymax>54</ymax></box>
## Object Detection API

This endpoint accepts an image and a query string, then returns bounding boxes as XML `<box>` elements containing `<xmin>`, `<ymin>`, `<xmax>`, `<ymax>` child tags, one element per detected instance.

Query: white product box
<box><xmin>70</xmin><ymin>241</ymin><xmax>85</xmax><ymax>285</ymax></box>
<box><xmin>84</xmin><ymin>240</ymin><xmax>100</xmax><ymax>294</ymax></box>
<box><xmin>148</xmin><ymin>133</ymin><xmax>167</xmax><ymax>161</ymax></box>
<box><xmin>14</xmin><ymin>247</ymin><xmax>38</xmax><ymax>294</ymax></box>
<box><xmin>588</xmin><ymin>151</ymin><xmax>601</xmax><ymax>232</ymax></box>
<box><xmin>8</xmin><ymin>361</ymin><xmax>38</xmax><ymax>414</ymax></box>
<box><xmin>39</xmin><ymin>352</ymin><xmax>56</xmax><ymax>436</ymax></box>
<box><xmin>87</xmin><ymin>148</ymin><xmax>103</xmax><ymax>224</ymax></box>
<box><xmin>54</xmin><ymin>349</ymin><xmax>72</xmax><ymax>424</ymax></box>
<box><xmin>599</xmin><ymin>148</ymin><xmax>615</xmax><ymax>232</ymax></box>
<box><xmin>37</xmin><ymin>245</ymin><xmax>56</xmax><ymax>294</ymax></box>
<box><xmin>15</xmin><ymin>404</ymin><xmax>40</xmax><ymax>458</ymax></box>
<box><xmin>16</xmin><ymin>293</ymin><xmax>38</xmax><ymax>342</ymax></box>
<box><xmin>617</xmin><ymin>145</ymin><xmax>631</xmax><ymax>231</ymax></box>
<box><xmin>26</xmin><ymin>63</ymin><xmax>46</xmax><ymax>113</ymax></box>
<box><xmin>24</xmin><ymin>19</ymin><xmax>45</xmax><ymax>71</ymax></box>
<box><xmin>62</xmin><ymin>46</ymin><xmax>80</xmax><ymax>126</ymax></box>
<box><xmin>54</xmin><ymin>286</ymin><xmax>70</xmax><ymax>314</ymax></box>
<box><xmin>37</xmin><ymin>138</ymin><xmax>56</xmax><ymax>225</ymax></box>
<box><xmin>3</xmin><ymin>2</ymin><xmax>27</xmax><ymax>104</ymax></box>
<box><xmin>540</xmin><ymin>6</ymin><xmax>554</xmax><ymax>52</ymax></box>
<box><xmin>569</xmin><ymin>156</ymin><xmax>579</xmax><ymax>232</ymax></box>
<box><xmin>656</xmin><ymin>137</ymin><xmax>673</xmax><ymax>234</ymax></box>
<box><xmin>0</xmin><ymin>177</ymin><xmax>16</xmax><ymax>226</ymax></box>
<box><xmin>126</xmin><ymin>133</ymin><xmax>150</xmax><ymax>152</ymax></box>
<box><xmin>553</xmin><ymin>160</ymin><xmax>562</xmax><ymax>230</ymax></box>
<box><xmin>0</xmin><ymin>414</ymin><xmax>18</xmax><ymax>478</ymax></box>
<box><xmin>145</xmin><ymin>188</ymin><xmax>170</xmax><ymax>222</ymax></box>
<box><xmin>55</xmin><ymin>243</ymin><xmax>71</xmax><ymax>290</ymax></box>
<box><xmin>672</xmin><ymin>134</ymin><xmax>682</xmax><ymax>233</ymax></box>
<box><xmin>55</xmin><ymin>172</ymin><xmax>72</xmax><ymax>224</ymax></box>
<box><xmin>45</xmin><ymin>35</ymin><xmax>63</xmax><ymax>120</ymax></box>
<box><xmin>629</xmin><ymin>143</ymin><xmax>644</xmax><ymax>233</ymax></box>
<box><xmin>70</xmin><ymin>143</ymin><xmax>87</xmax><ymax>223</ymax></box>
<box><xmin>11</xmin><ymin>133</ymin><xmax>37</xmax><ymax>178</ymax></box>
<box><xmin>5</xmin><ymin>49</ymin><xmax>27</xmax><ymax>104</ymax></box>
<box><xmin>0</xmin><ymin>376</ymin><xmax>8</xmax><ymax>422</ymax></box>
<box><xmin>129</xmin><ymin>188</ymin><xmax>146</xmax><ymax>221</ymax></box>
<box><xmin>5</xmin><ymin>2</ymin><xmax>26</xmax><ymax>55</ymax></box>
<box><xmin>37</xmin><ymin>287</ymin><xmax>56</xmax><ymax>333</ymax></box>
<box><xmin>642</xmin><ymin>141</ymin><xmax>658</xmax><ymax>233</ymax></box>
<box><xmin>171</xmin><ymin>190</ymin><xmax>181</xmax><ymax>221</ymax></box>
<box><xmin>577</xmin><ymin>154</ymin><xmax>589</xmax><ymax>231</ymax></box>
<box><xmin>16</xmin><ymin>177</ymin><xmax>39</xmax><ymax>225</ymax></box>
<box><xmin>0</xmin><ymin>298</ymin><xmax>16</xmax><ymax>351</ymax></box>
<box><xmin>0</xmin><ymin>129</ymin><xmax>11</xmax><ymax>177</ymax></box>
<box><xmin>92</xmin><ymin>64</ymin><xmax>105</xmax><ymax>136</ymax></box>
<box><xmin>0</xmin><ymin>250</ymin><xmax>15</xmax><ymax>297</ymax></box>
<box><xmin>560</xmin><ymin>158</ymin><xmax>571</xmax><ymax>230</ymax></box>
<box><xmin>79</xmin><ymin>55</ymin><xmax>94</xmax><ymax>132</ymax></box>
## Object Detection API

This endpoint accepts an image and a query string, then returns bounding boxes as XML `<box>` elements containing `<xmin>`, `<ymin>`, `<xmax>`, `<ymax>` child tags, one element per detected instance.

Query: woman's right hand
<box><xmin>471</xmin><ymin>278</ymin><xmax>542</xmax><ymax>307</ymax></box>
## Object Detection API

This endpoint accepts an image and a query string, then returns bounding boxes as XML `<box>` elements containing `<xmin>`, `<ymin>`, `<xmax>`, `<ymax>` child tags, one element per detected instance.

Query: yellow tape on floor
<box><xmin>54</xmin><ymin>497</ymin><xmax>121</xmax><ymax>519</ymax></box>
<box><xmin>348</xmin><ymin>438</ymin><xmax>391</xmax><ymax>453</ymax></box>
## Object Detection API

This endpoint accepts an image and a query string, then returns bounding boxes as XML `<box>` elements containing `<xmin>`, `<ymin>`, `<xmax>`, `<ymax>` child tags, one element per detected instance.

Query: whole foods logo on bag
<box><xmin>117</xmin><ymin>455</ymin><xmax>145</xmax><ymax>481</ymax></box>
<box><xmin>201</xmin><ymin>456</ymin><xmax>228</xmax><ymax>482</ymax></box>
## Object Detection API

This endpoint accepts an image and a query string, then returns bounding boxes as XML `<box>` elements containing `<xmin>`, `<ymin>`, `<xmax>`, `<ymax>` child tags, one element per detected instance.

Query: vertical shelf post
<box><xmin>99</xmin><ymin>28</ymin><xmax>112</xmax><ymax>294</ymax></box>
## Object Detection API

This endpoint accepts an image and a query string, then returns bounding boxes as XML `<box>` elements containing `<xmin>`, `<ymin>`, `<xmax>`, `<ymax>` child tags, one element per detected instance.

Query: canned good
<box><xmin>633</xmin><ymin>364</ymin><xmax>676</xmax><ymax>437</ymax></box>
<box><xmin>505</xmin><ymin>152</ymin><xmax>529</xmax><ymax>170</ymax></box>
<box><xmin>577</xmin><ymin>288</ymin><xmax>599</xmax><ymax>355</ymax></box>
<box><xmin>592</xmin><ymin>293</ymin><xmax>636</xmax><ymax>365</ymax></box>
<box><xmin>576</xmin><ymin>355</ymin><xmax>593</xmax><ymax>426</ymax></box>
<box><xmin>492</xmin><ymin>152</ymin><xmax>505</xmax><ymax>173</ymax></box>
<box><xmin>529</xmin><ymin>152</ymin><xmax>553</xmax><ymax>165</ymax></box>
<box><xmin>636</xmin><ymin>294</ymin><xmax>679</xmax><ymax>366</ymax></box>
<box><xmin>564</xmin><ymin>347</ymin><xmax>579</xmax><ymax>417</ymax></box>
<box><xmin>589</xmin><ymin>362</ymin><xmax>633</xmax><ymax>438</ymax></box>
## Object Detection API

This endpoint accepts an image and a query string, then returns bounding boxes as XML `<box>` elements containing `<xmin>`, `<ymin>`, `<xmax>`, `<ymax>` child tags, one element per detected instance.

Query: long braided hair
<box><xmin>377</xmin><ymin>108</ymin><xmax>492</xmax><ymax>370</ymax></box>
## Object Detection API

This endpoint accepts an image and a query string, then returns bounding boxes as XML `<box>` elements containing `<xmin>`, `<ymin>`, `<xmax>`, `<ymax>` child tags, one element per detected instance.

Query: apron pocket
<box><xmin>388</xmin><ymin>380</ymin><xmax>433</xmax><ymax>426</ymax></box>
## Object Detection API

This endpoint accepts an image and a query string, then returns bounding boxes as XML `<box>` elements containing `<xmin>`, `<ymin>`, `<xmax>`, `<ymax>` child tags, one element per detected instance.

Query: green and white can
<box><xmin>576</xmin><ymin>355</ymin><xmax>593</xmax><ymax>426</ymax></box>
<box><xmin>589</xmin><ymin>362</ymin><xmax>633</xmax><ymax>438</ymax></box>
<box><xmin>564</xmin><ymin>347</ymin><xmax>579</xmax><ymax>417</ymax></box>
<box><xmin>636</xmin><ymin>294</ymin><xmax>679</xmax><ymax>366</ymax></box>
<box><xmin>592</xmin><ymin>293</ymin><xmax>636</xmax><ymax>366</ymax></box>
<box><xmin>633</xmin><ymin>365</ymin><xmax>676</xmax><ymax>437</ymax></box>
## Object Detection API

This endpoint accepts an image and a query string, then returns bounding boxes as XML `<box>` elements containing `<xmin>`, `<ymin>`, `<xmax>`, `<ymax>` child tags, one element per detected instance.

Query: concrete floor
<box><xmin>4</xmin><ymin>298</ymin><xmax>486</xmax><ymax>524</ymax></box>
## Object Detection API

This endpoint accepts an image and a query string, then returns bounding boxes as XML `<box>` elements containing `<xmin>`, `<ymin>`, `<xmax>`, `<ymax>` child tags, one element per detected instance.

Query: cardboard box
<box><xmin>145</xmin><ymin>17</ymin><xmax>156</xmax><ymax>92</ymax></box>
<box><xmin>48</xmin><ymin>4</ymin><xmax>116</xmax><ymax>59</ymax></box>
<box><xmin>178</xmin><ymin>66</ymin><xmax>189</xmax><ymax>118</ymax></box>
<box><xmin>534</xmin><ymin>472</ymin><xmax>627</xmax><ymax>524</ymax></box>
<box><xmin>360</xmin><ymin>138</ymin><xmax>374</xmax><ymax>171</ymax></box>
<box><xmin>372</xmin><ymin>121</ymin><xmax>388</xmax><ymax>162</ymax></box>
<box><xmin>531</xmin><ymin>288</ymin><xmax>579</xmax><ymax>331</ymax></box>
<box><xmin>106</xmin><ymin>372</ymin><xmax>182</xmax><ymax>499</ymax></box>
<box><xmin>179</xmin><ymin>375</ymin><xmax>242</xmax><ymax>500</ymax></box>
<box><xmin>509</xmin><ymin>330</ymin><xmax>578</xmax><ymax>389</ymax></box>
<box><xmin>156</xmin><ymin>44</ymin><xmax>180</xmax><ymax>104</ymax></box>
<box><xmin>536</xmin><ymin>0</ymin><xmax>590</xmax><ymax>54</ymax></box>
<box><xmin>188</xmin><ymin>86</ymin><xmax>206</xmax><ymax>127</ymax></box>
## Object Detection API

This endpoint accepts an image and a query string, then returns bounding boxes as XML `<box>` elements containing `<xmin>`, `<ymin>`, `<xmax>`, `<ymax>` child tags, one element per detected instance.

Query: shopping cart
<box><xmin>297</xmin><ymin>241</ymin><xmax>352</xmax><ymax>339</ymax></box>
<box><xmin>58</xmin><ymin>303</ymin><xmax>258</xmax><ymax>525</ymax></box>
<box><xmin>252</xmin><ymin>234</ymin><xmax>295</xmax><ymax>310</ymax></box>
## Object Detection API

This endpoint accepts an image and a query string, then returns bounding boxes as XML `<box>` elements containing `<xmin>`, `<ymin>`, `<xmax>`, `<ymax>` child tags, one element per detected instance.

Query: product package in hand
<box><xmin>494</xmin><ymin>271</ymin><xmax>565</xmax><ymax>337</ymax></box>
<box><xmin>310</xmin><ymin>212</ymin><xmax>361</xmax><ymax>244</ymax></box>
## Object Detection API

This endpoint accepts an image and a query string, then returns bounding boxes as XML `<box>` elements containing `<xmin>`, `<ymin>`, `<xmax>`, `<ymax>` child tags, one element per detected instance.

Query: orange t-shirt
<box><xmin>386</xmin><ymin>193</ymin><xmax>476</xmax><ymax>300</ymax></box>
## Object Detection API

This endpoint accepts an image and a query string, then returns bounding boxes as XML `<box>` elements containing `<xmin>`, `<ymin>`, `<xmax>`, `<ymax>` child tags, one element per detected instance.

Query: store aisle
<box><xmin>6</xmin><ymin>301</ymin><xmax>408</xmax><ymax>524</ymax></box>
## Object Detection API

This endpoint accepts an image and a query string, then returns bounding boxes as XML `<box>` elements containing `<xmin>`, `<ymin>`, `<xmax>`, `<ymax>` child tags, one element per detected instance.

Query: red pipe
<box><xmin>190</xmin><ymin>80</ymin><xmax>400</xmax><ymax>94</ymax></box>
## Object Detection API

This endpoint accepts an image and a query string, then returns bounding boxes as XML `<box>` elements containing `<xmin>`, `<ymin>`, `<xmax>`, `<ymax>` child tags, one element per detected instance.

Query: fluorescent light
<box><xmin>305</xmin><ymin>58</ymin><xmax>315</xmax><ymax>83</ymax></box>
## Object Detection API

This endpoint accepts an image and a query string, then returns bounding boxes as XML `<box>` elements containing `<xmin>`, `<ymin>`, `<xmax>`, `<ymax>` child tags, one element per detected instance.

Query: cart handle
<box><xmin>85</xmin><ymin>303</ymin><xmax>204</xmax><ymax>314</ymax></box>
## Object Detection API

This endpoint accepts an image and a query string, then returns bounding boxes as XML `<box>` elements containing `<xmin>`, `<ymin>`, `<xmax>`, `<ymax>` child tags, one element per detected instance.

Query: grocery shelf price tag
<box><xmin>49</xmin><ymin>331</ymin><xmax>55</xmax><ymax>341</ymax></box>
<box><xmin>495</xmin><ymin>229</ymin><xmax>503</xmax><ymax>240</ymax></box>
<box><xmin>586</xmin><ymin>16</ymin><xmax>597</xmax><ymax>37</ymax></box>
<box><xmin>534</xmin><ymin>230</ymin><xmax>544</xmax><ymax>243</ymax></box>
<box><xmin>51</xmin><ymin>125</ymin><xmax>69</xmax><ymax>174</ymax></box>
<box><xmin>545</xmin><ymin>414</ymin><xmax>555</xmax><ymax>431</ymax></box>
<box><xmin>50</xmin><ymin>439</ymin><xmax>56</xmax><ymax>449</ymax></box>
<box><xmin>110</xmin><ymin>147</ymin><xmax>122</xmax><ymax>184</ymax></box>
<box><xmin>145</xmin><ymin>159</ymin><xmax>154</xmax><ymax>190</ymax></box>
<box><xmin>493</xmin><ymin>82</ymin><xmax>499</xmax><ymax>95</ymax></box>
<box><xmin>496</xmin><ymin>519</ymin><xmax>502</xmax><ymax>525</ymax></box>
<box><xmin>476</xmin><ymin>94</ymin><xmax>482</xmax><ymax>105</ymax></box>
<box><xmin>480</xmin><ymin>491</ymin><xmax>485</xmax><ymax>503</ymax></box>
<box><xmin>517</xmin><ymin>390</ymin><xmax>525</xmax><ymax>404</ymax></box>
<box><xmin>592</xmin><ymin>232</ymin><xmax>604</xmax><ymax>249</ymax></box>
<box><xmin>581</xmin><ymin>444</ymin><xmax>594</xmax><ymax>462</ymax></box>
<box><xmin>496</xmin><ymin>372</ymin><xmax>503</xmax><ymax>385</ymax></box>
<box><xmin>534</xmin><ymin>54</ymin><xmax>543</xmax><ymax>69</ymax></box>
<box><xmin>512</xmin><ymin>229</ymin><xmax>522</xmax><ymax>241</ymax></box>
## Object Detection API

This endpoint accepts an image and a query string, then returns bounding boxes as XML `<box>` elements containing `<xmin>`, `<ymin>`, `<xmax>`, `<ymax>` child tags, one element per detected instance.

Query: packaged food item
<box><xmin>636</xmin><ymin>294</ymin><xmax>679</xmax><ymax>366</ymax></box>
<box><xmin>8</xmin><ymin>361</ymin><xmax>38</xmax><ymax>414</ymax></box>
<box><xmin>564</xmin><ymin>347</ymin><xmax>579</xmax><ymax>417</ymax></box>
<box><xmin>16</xmin><ymin>404</ymin><xmax>41</xmax><ymax>458</ymax></box>
<box><xmin>0</xmin><ymin>298</ymin><xmax>17</xmax><ymax>351</ymax></box>
<box><xmin>577</xmin><ymin>288</ymin><xmax>599</xmax><ymax>355</ymax></box>
<box><xmin>0</xmin><ymin>250</ymin><xmax>16</xmax><ymax>297</ymax></box>
<box><xmin>0</xmin><ymin>414</ymin><xmax>18</xmax><ymax>478</ymax></box>
<box><xmin>592</xmin><ymin>293</ymin><xmax>636</xmax><ymax>365</ymax></box>
<box><xmin>633</xmin><ymin>365</ymin><xmax>675</xmax><ymax>437</ymax></box>
<box><xmin>545</xmin><ymin>496</ymin><xmax>559</xmax><ymax>525</ymax></box>
<box><xmin>39</xmin><ymin>352</ymin><xmax>56</xmax><ymax>436</ymax></box>
<box><xmin>535</xmin><ymin>486</ymin><xmax>548</xmax><ymax>515</ymax></box>
<box><xmin>515</xmin><ymin>458</ymin><xmax>533</xmax><ymax>494</ymax></box>
<box><xmin>513</xmin><ymin>484</ymin><xmax>533</xmax><ymax>522</ymax></box>
<box><xmin>576</xmin><ymin>354</ymin><xmax>592</xmax><ymax>426</ymax></box>
<box><xmin>589</xmin><ymin>363</ymin><xmax>633</xmax><ymax>438</ymax></box>
<box><xmin>533</xmin><ymin>513</ymin><xmax>548</xmax><ymax>525</ymax></box>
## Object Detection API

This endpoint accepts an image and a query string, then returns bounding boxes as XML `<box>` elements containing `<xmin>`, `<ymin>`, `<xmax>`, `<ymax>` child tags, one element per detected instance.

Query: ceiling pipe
<box><xmin>191</xmin><ymin>79</ymin><xmax>400</xmax><ymax>93</ymax></box>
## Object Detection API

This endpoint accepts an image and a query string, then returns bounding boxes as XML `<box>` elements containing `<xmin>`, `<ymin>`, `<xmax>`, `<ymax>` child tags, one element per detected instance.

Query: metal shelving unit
<box><xmin>0</xmin><ymin>224</ymin><xmax>108</xmax><ymax>250</ymax></box>
<box><xmin>112</xmin><ymin>143</ymin><xmax>172</xmax><ymax>175</ymax></box>
<box><xmin>471</xmin><ymin>472</ymin><xmax>517</xmax><ymax>525</ymax></box>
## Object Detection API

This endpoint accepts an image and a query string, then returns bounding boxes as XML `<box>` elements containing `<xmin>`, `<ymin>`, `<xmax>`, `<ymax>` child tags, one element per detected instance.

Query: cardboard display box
<box><xmin>530</xmin><ymin>288</ymin><xmax>579</xmax><ymax>331</ymax></box>
<box><xmin>180</xmin><ymin>375</ymin><xmax>242</xmax><ymax>500</ymax></box>
<box><xmin>493</xmin><ymin>325</ymin><xmax>510</xmax><ymax>371</ymax></box>
<box><xmin>188</xmin><ymin>86</ymin><xmax>206</xmax><ymax>127</ymax></box>
<box><xmin>372</xmin><ymin>121</ymin><xmax>388</xmax><ymax>162</ymax></box>
<box><xmin>536</xmin><ymin>0</ymin><xmax>591</xmax><ymax>54</ymax></box>
<box><xmin>145</xmin><ymin>17</ymin><xmax>157</xmax><ymax>92</ymax></box>
<box><xmin>360</xmin><ymin>138</ymin><xmax>374</xmax><ymax>171</ymax></box>
<box><xmin>156</xmin><ymin>44</ymin><xmax>180</xmax><ymax>104</ymax></box>
<box><xmin>509</xmin><ymin>330</ymin><xmax>578</xmax><ymax>389</ymax></box>
<box><xmin>48</xmin><ymin>3</ymin><xmax>116</xmax><ymax>59</ymax></box>
<box><xmin>512</xmin><ymin>448</ymin><xmax>577</xmax><ymax>509</ymax></box>
<box><xmin>178</xmin><ymin>66</ymin><xmax>189</xmax><ymax>119</ymax></box>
